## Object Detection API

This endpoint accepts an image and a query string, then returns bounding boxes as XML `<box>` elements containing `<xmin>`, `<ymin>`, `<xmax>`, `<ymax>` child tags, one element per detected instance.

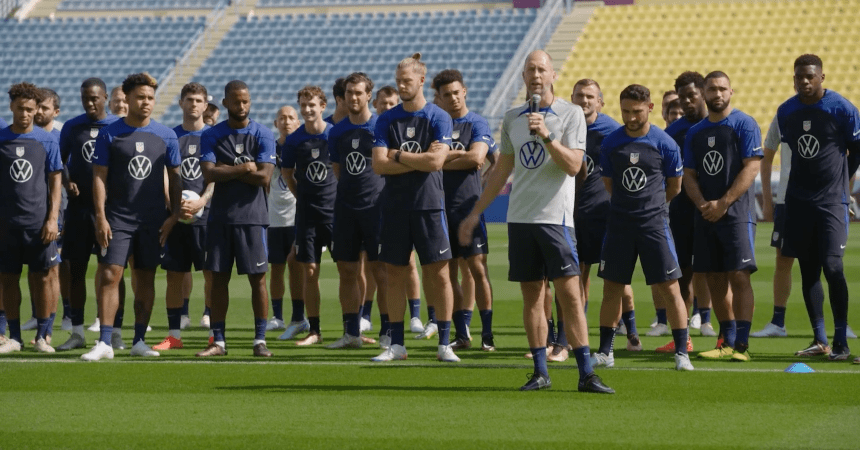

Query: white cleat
<box><xmin>409</xmin><ymin>317</ymin><xmax>424</xmax><ymax>333</ymax></box>
<box><xmin>379</xmin><ymin>335</ymin><xmax>391</xmax><ymax>349</ymax></box>
<box><xmin>180</xmin><ymin>315</ymin><xmax>191</xmax><ymax>330</ymax></box>
<box><xmin>615</xmin><ymin>322</ymin><xmax>627</xmax><ymax>336</ymax></box>
<box><xmin>590</xmin><ymin>351</ymin><xmax>615</xmax><ymax>368</ymax></box>
<box><xmin>0</xmin><ymin>339</ymin><xmax>22</xmax><ymax>353</ymax></box>
<box><xmin>61</xmin><ymin>317</ymin><xmax>72</xmax><ymax>331</ymax></box>
<box><xmin>325</xmin><ymin>333</ymin><xmax>362</xmax><ymax>349</ymax></box>
<box><xmin>415</xmin><ymin>321</ymin><xmax>438</xmax><ymax>339</ymax></box>
<box><xmin>266</xmin><ymin>318</ymin><xmax>285</xmax><ymax>331</ymax></box>
<box><xmin>699</xmin><ymin>322</ymin><xmax>717</xmax><ymax>337</ymax></box>
<box><xmin>278</xmin><ymin>319</ymin><xmax>310</xmax><ymax>340</ymax></box>
<box><xmin>87</xmin><ymin>318</ymin><xmax>100</xmax><ymax>332</ymax></box>
<box><xmin>21</xmin><ymin>317</ymin><xmax>38</xmax><ymax>331</ymax></box>
<box><xmin>847</xmin><ymin>325</ymin><xmax>857</xmax><ymax>339</ymax></box>
<box><xmin>690</xmin><ymin>313</ymin><xmax>702</xmax><ymax>330</ymax></box>
<box><xmin>650</xmin><ymin>316</ymin><xmax>658</xmax><ymax>328</ymax></box>
<box><xmin>626</xmin><ymin>337</ymin><xmax>643</xmax><ymax>352</ymax></box>
<box><xmin>750</xmin><ymin>322</ymin><xmax>787</xmax><ymax>338</ymax></box>
<box><xmin>130</xmin><ymin>341</ymin><xmax>160</xmax><ymax>357</ymax></box>
<box><xmin>111</xmin><ymin>330</ymin><xmax>126</xmax><ymax>350</ymax></box>
<box><xmin>81</xmin><ymin>341</ymin><xmax>114</xmax><ymax>361</ymax></box>
<box><xmin>199</xmin><ymin>314</ymin><xmax>210</xmax><ymax>329</ymax></box>
<box><xmin>646</xmin><ymin>323</ymin><xmax>669</xmax><ymax>337</ymax></box>
<box><xmin>675</xmin><ymin>353</ymin><xmax>695</xmax><ymax>371</ymax></box>
<box><xmin>371</xmin><ymin>344</ymin><xmax>407</xmax><ymax>362</ymax></box>
<box><xmin>360</xmin><ymin>317</ymin><xmax>373</xmax><ymax>333</ymax></box>
<box><xmin>34</xmin><ymin>338</ymin><xmax>55</xmax><ymax>353</ymax></box>
<box><xmin>56</xmin><ymin>333</ymin><xmax>87</xmax><ymax>351</ymax></box>
<box><xmin>437</xmin><ymin>344</ymin><xmax>460</xmax><ymax>362</ymax></box>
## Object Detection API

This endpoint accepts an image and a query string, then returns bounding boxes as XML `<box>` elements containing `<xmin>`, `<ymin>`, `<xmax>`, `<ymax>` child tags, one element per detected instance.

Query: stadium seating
<box><xmin>160</xmin><ymin>7</ymin><xmax>536</xmax><ymax>128</ymax></box>
<box><xmin>57</xmin><ymin>0</ymin><xmax>222</xmax><ymax>11</ymax></box>
<box><xmin>258</xmin><ymin>0</ymin><xmax>505</xmax><ymax>5</ymax></box>
<box><xmin>0</xmin><ymin>16</ymin><xmax>206</xmax><ymax>123</ymax></box>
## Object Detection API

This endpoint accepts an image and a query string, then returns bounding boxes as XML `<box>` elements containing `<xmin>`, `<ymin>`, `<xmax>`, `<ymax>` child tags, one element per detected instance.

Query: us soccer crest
<box><xmin>188</xmin><ymin>145</ymin><xmax>197</xmax><ymax>155</ymax></box>
<box><xmin>311</xmin><ymin>148</ymin><xmax>320</xmax><ymax>159</ymax></box>
<box><xmin>90</xmin><ymin>128</ymin><xmax>99</xmax><ymax>138</ymax></box>
<box><xmin>803</xmin><ymin>120</ymin><xmax>811</xmax><ymax>131</ymax></box>
<box><xmin>708</xmin><ymin>136</ymin><xmax>716</xmax><ymax>148</ymax></box>
<box><xmin>351</xmin><ymin>139</ymin><xmax>360</xmax><ymax>149</ymax></box>
<box><xmin>630</xmin><ymin>153</ymin><xmax>639</xmax><ymax>164</ymax></box>
<box><xmin>15</xmin><ymin>147</ymin><xmax>24</xmax><ymax>157</ymax></box>
<box><xmin>452</xmin><ymin>130</ymin><xmax>460</xmax><ymax>140</ymax></box>
<box><xmin>406</xmin><ymin>127</ymin><xmax>415</xmax><ymax>138</ymax></box>
<box><xmin>235</xmin><ymin>143</ymin><xmax>244</xmax><ymax>154</ymax></box>
<box><xmin>136</xmin><ymin>142</ymin><xmax>145</xmax><ymax>153</ymax></box>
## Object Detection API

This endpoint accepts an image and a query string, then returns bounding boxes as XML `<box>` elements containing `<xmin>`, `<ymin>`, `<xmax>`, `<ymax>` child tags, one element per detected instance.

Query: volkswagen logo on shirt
<box><xmin>621</xmin><ymin>166</ymin><xmax>647</xmax><ymax>192</ymax></box>
<box><xmin>400</xmin><ymin>141</ymin><xmax>422</xmax><ymax>153</ymax></box>
<box><xmin>181</xmin><ymin>157</ymin><xmax>202</xmax><ymax>180</ymax></box>
<box><xmin>345</xmin><ymin>152</ymin><xmax>366</xmax><ymax>175</ymax></box>
<box><xmin>306</xmin><ymin>160</ymin><xmax>328</xmax><ymax>183</ymax></box>
<box><xmin>797</xmin><ymin>134</ymin><xmax>819</xmax><ymax>159</ymax></box>
<box><xmin>519</xmin><ymin>141</ymin><xmax>545</xmax><ymax>169</ymax></box>
<box><xmin>234</xmin><ymin>155</ymin><xmax>252</xmax><ymax>165</ymax></box>
<box><xmin>128</xmin><ymin>155</ymin><xmax>152</xmax><ymax>180</ymax></box>
<box><xmin>451</xmin><ymin>141</ymin><xmax>466</xmax><ymax>151</ymax></box>
<box><xmin>82</xmin><ymin>140</ymin><xmax>96</xmax><ymax>163</ymax></box>
<box><xmin>585</xmin><ymin>154</ymin><xmax>595</xmax><ymax>176</ymax></box>
<box><xmin>10</xmin><ymin>159</ymin><xmax>33</xmax><ymax>183</ymax></box>
<box><xmin>703</xmin><ymin>150</ymin><xmax>724</xmax><ymax>175</ymax></box>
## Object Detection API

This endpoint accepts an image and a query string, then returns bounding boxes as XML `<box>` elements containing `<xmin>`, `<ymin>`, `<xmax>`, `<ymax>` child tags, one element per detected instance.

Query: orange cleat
<box><xmin>655</xmin><ymin>337</ymin><xmax>693</xmax><ymax>353</ymax></box>
<box><xmin>153</xmin><ymin>335</ymin><xmax>184</xmax><ymax>350</ymax></box>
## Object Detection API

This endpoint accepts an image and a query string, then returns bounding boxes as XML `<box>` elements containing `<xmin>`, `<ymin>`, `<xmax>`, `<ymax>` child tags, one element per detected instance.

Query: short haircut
<box><xmin>39</xmin><ymin>88</ymin><xmax>60</xmax><ymax>109</ymax></box>
<box><xmin>574</xmin><ymin>78</ymin><xmax>602</xmax><ymax>93</ymax></box>
<box><xmin>662</xmin><ymin>90</ymin><xmax>677</xmax><ymax>99</ymax></box>
<box><xmin>81</xmin><ymin>77</ymin><xmax>107</xmax><ymax>93</ymax></box>
<box><xmin>344</xmin><ymin>72</ymin><xmax>374</xmax><ymax>94</ymax></box>
<box><xmin>297</xmin><ymin>85</ymin><xmax>327</xmax><ymax>105</ymax></box>
<box><xmin>704</xmin><ymin>71</ymin><xmax>731</xmax><ymax>84</ymax></box>
<box><xmin>206</xmin><ymin>102</ymin><xmax>219</xmax><ymax>113</ymax></box>
<box><xmin>794</xmin><ymin>53</ymin><xmax>823</xmax><ymax>70</ymax></box>
<box><xmin>674</xmin><ymin>71</ymin><xmax>705</xmax><ymax>92</ymax></box>
<box><xmin>332</xmin><ymin>77</ymin><xmax>346</xmax><ymax>99</ymax></box>
<box><xmin>180</xmin><ymin>82</ymin><xmax>208</xmax><ymax>100</ymax></box>
<box><xmin>224</xmin><ymin>80</ymin><xmax>248</xmax><ymax>98</ymax></box>
<box><xmin>376</xmin><ymin>85</ymin><xmax>397</xmax><ymax>99</ymax></box>
<box><xmin>431</xmin><ymin>69</ymin><xmax>465</xmax><ymax>92</ymax></box>
<box><xmin>110</xmin><ymin>86</ymin><xmax>123</xmax><ymax>98</ymax></box>
<box><xmin>8</xmin><ymin>82</ymin><xmax>43</xmax><ymax>103</ymax></box>
<box><xmin>620</xmin><ymin>84</ymin><xmax>651</xmax><ymax>103</ymax></box>
<box><xmin>397</xmin><ymin>52</ymin><xmax>427</xmax><ymax>77</ymax></box>
<box><xmin>121</xmin><ymin>72</ymin><xmax>158</xmax><ymax>95</ymax></box>
<box><xmin>667</xmin><ymin>98</ymin><xmax>682</xmax><ymax>110</ymax></box>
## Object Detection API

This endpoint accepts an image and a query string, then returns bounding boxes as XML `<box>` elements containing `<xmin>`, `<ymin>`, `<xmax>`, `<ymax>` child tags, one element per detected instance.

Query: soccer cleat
<box><xmin>208</xmin><ymin>336</ymin><xmax>214</xmax><ymax>345</ymax></box>
<box><xmin>360</xmin><ymin>335</ymin><xmax>377</xmax><ymax>345</ymax></box>
<box><xmin>524</xmin><ymin>352</ymin><xmax>533</xmax><ymax>359</ymax></box>
<box><xmin>578</xmin><ymin>373</ymin><xmax>615</xmax><ymax>394</ymax></box>
<box><xmin>750</xmin><ymin>323</ymin><xmax>787</xmax><ymax>338</ymax></box>
<box><xmin>731</xmin><ymin>349</ymin><xmax>751</xmax><ymax>362</ymax></box>
<box><xmin>547</xmin><ymin>345</ymin><xmax>569</xmax><ymax>362</ymax></box>
<box><xmin>674</xmin><ymin>353</ymin><xmax>695</xmax><ymax>371</ymax></box>
<box><xmin>56</xmin><ymin>333</ymin><xmax>87</xmax><ymax>351</ymax></box>
<box><xmin>21</xmin><ymin>317</ymin><xmax>38</xmax><ymax>331</ymax></box>
<box><xmin>253</xmin><ymin>343</ymin><xmax>273</xmax><ymax>357</ymax></box>
<box><xmin>199</xmin><ymin>314</ymin><xmax>210</xmax><ymax>329</ymax></box>
<box><xmin>699</xmin><ymin>322</ymin><xmax>717</xmax><ymax>337</ymax></box>
<box><xmin>371</xmin><ymin>344</ymin><xmax>407</xmax><ymax>362</ymax></box>
<box><xmin>519</xmin><ymin>372</ymin><xmax>551</xmax><ymax>391</ymax></box>
<box><xmin>590</xmin><ymin>352</ymin><xmax>615</xmax><ymax>368</ymax></box>
<box><xmin>29</xmin><ymin>335</ymin><xmax>52</xmax><ymax>346</ymax></box>
<box><xmin>656</xmin><ymin>337</ymin><xmax>693</xmax><ymax>353</ymax></box>
<box><xmin>111</xmin><ymin>331</ymin><xmax>126</xmax><ymax>350</ymax></box>
<box><xmin>409</xmin><ymin>316</ymin><xmax>423</xmax><ymax>333</ymax></box>
<box><xmin>180</xmin><ymin>315</ymin><xmax>191</xmax><ymax>330</ymax></box>
<box><xmin>195</xmin><ymin>343</ymin><xmax>227</xmax><ymax>357</ymax></box>
<box><xmin>689</xmin><ymin>313</ymin><xmax>701</xmax><ymax>330</ymax></box>
<box><xmin>0</xmin><ymin>335</ymin><xmax>8</xmax><ymax>345</ymax></box>
<box><xmin>0</xmin><ymin>339</ymin><xmax>22</xmax><ymax>353</ymax></box>
<box><xmin>795</xmin><ymin>341</ymin><xmax>831</xmax><ymax>357</ymax></box>
<box><xmin>61</xmin><ymin>317</ymin><xmax>72</xmax><ymax>331</ymax></box>
<box><xmin>81</xmin><ymin>341</ymin><xmax>114</xmax><ymax>361</ymax></box>
<box><xmin>379</xmin><ymin>335</ymin><xmax>391</xmax><ymax>349</ymax></box>
<box><xmin>87</xmin><ymin>318</ymin><xmax>100</xmax><ymax>332</ymax></box>
<box><xmin>296</xmin><ymin>333</ymin><xmax>322</xmax><ymax>346</ymax></box>
<box><xmin>847</xmin><ymin>326</ymin><xmax>857</xmax><ymax>339</ymax></box>
<box><xmin>854</xmin><ymin>356</ymin><xmax>860</xmax><ymax>364</ymax></box>
<box><xmin>698</xmin><ymin>344</ymin><xmax>734</xmax><ymax>359</ymax></box>
<box><xmin>361</xmin><ymin>317</ymin><xmax>374</xmax><ymax>333</ymax></box>
<box><xmin>615</xmin><ymin>322</ymin><xmax>627</xmax><ymax>336</ymax></box>
<box><xmin>481</xmin><ymin>335</ymin><xmax>496</xmax><ymax>352</ymax></box>
<box><xmin>130</xmin><ymin>341</ymin><xmax>160</xmax><ymax>357</ymax></box>
<box><xmin>33</xmin><ymin>338</ymin><xmax>55</xmax><ymax>353</ymax></box>
<box><xmin>450</xmin><ymin>336</ymin><xmax>471</xmax><ymax>351</ymax></box>
<box><xmin>437</xmin><ymin>344</ymin><xmax>460</xmax><ymax>362</ymax></box>
<box><xmin>152</xmin><ymin>336</ymin><xmax>183</xmax><ymax>351</ymax></box>
<box><xmin>828</xmin><ymin>344</ymin><xmax>850</xmax><ymax>361</ymax></box>
<box><xmin>278</xmin><ymin>319</ymin><xmax>310</xmax><ymax>340</ymax></box>
<box><xmin>325</xmin><ymin>334</ymin><xmax>362</xmax><ymax>349</ymax></box>
<box><xmin>626</xmin><ymin>335</ymin><xmax>643</xmax><ymax>351</ymax></box>
<box><xmin>650</xmin><ymin>316</ymin><xmax>658</xmax><ymax>328</ymax></box>
<box><xmin>415</xmin><ymin>321</ymin><xmax>438</xmax><ymax>339</ymax></box>
<box><xmin>266</xmin><ymin>318</ymin><xmax>285</xmax><ymax>331</ymax></box>
<box><xmin>646</xmin><ymin>323</ymin><xmax>669</xmax><ymax>337</ymax></box>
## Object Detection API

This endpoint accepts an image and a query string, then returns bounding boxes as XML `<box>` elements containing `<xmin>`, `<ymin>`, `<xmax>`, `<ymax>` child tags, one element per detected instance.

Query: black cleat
<box><xmin>519</xmin><ymin>372</ymin><xmax>551</xmax><ymax>391</ymax></box>
<box><xmin>795</xmin><ymin>340</ymin><xmax>831</xmax><ymax>357</ymax></box>
<box><xmin>253</xmin><ymin>342</ymin><xmax>273</xmax><ymax>357</ymax></box>
<box><xmin>480</xmin><ymin>335</ymin><xmax>496</xmax><ymax>352</ymax></box>
<box><xmin>578</xmin><ymin>373</ymin><xmax>615</xmax><ymax>394</ymax></box>
<box><xmin>828</xmin><ymin>344</ymin><xmax>850</xmax><ymax>361</ymax></box>
<box><xmin>450</xmin><ymin>336</ymin><xmax>471</xmax><ymax>351</ymax></box>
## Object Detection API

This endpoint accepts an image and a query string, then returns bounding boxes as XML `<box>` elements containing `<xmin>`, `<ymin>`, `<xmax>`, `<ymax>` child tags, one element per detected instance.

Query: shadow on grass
<box><xmin>214</xmin><ymin>384</ymin><xmax>529</xmax><ymax>393</ymax></box>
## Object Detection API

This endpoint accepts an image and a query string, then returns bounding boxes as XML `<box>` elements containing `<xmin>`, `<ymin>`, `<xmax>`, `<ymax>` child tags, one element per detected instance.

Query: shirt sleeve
<box><xmin>279</xmin><ymin>137</ymin><xmax>296</xmax><ymax>169</ymax></box>
<box><xmin>431</xmin><ymin>111</ymin><xmax>453</xmax><ymax>148</ymax></box>
<box><xmin>255</xmin><ymin>129</ymin><xmax>276</xmax><ymax>165</ymax></box>
<box><xmin>842</xmin><ymin>101</ymin><xmax>860</xmax><ymax>143</ymax></box>
<box><xmin>91</xmin><ymin>128</ymin><xmax>111</xmax><ymax>167</ymax></box>
<box><xmin>164</xmin><ymin>132</ymin><xmax>181</xmax><ymax>168</ymax></box>
<box><xmin>682</xmin><ymin>129</ymin><xmax>696</xmax><ymax>170</ymax></box>
<box><xmin>562</xmin><ymin>106</ymin><xmax>587</xmax><ymax>151</ymax></box>
<box><xmin>763</xmin><ymin>114</ymin><xmax>781</xmax><ymax>151</ymax></box>
<box><xmin>373</xmin><ymin>113</ymin><xmax>390</xmax><ymax>149</ymax></box>
<box><xmin>44</xmin><ymin>139</ymin><xmax>63</xmax><ymax>173</ymax></box>
<box><xmin>199</xmin><ymin>130</ymin><xmax>216</xmax><ymax>164</ymax></box>
<box><xmin>471</xmin><ymin>117</ymin><xmax>493</xmax><ymax>151</ymax></box>
<box><xmin>499</xmin><ymin>115</ymin><xmax>514</xmax><ymax>156</ymax></box>
<box><xmin>58</xmin><ymin>122</ymin><xmax>72</xmax><ymax>165</ymax></box>
<box><xmin>662</xmin><ymin>138</ymin><xmax>684</xmax><ymax>178</ymax></box>
<box><xmin>738</xmin><ymin>116</ymin><xmax>764</xmax><ymax>159</ymax></box>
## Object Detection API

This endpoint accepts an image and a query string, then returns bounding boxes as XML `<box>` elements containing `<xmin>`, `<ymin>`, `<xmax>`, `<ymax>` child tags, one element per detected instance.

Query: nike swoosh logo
<box><xmin>854</xmin><ymin>129</ymin><xmax>860</xmax><ymax>137</ymax></box>
<box><xmin>270</xmin><ymin>155</ymin><xmax>276</xmax><ymax>159</ymax></box>
<box><xmin>841</xmin><ymin>244</ymin><xmax>847</xmax><ymax>249</ymax></box>
<box><xmin>742</xmin><ymin>258</ymin><xmax>752</xmax><ymax>263</ymax></box>
<box><xmin>257</xmin><ymin>262</ymin><xmax>266</xmax><ymax>266</ymax></box>
<box><xmin>561</xmin><ymin>264</ymin><xmax>572</xmax><ymax>270</ymax></box>
<box><xmin>752</xmin><ymin>147</ymin><xmax>763</xmax><ymax>152</ymax></box>
<box><xmin>439</xmin><ymin>248</ymin><xmax>449</xmax><ymax>254</ymax></box>
<box><xmin>160</xmin><ymin>253</ymin><xmax>165</xmax><ymax>258</ymax></box>
<box><xmin>477</xmin><ymin>243</ymin><xmax>486</xmax><ymax>248</ymax></box>
<box><xmin>50</xmin><ymin>255</ymin><xmax>58</xmax><ymax>261</ymax></box>
<box><xmin>666</xmin><ymin>268</ymin><xmax>677</xmax><ymax>274</ymax></box>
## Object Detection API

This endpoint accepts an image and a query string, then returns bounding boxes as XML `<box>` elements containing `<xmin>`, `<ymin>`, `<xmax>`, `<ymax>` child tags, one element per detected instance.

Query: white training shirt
<box><xmin>764</xmin><ymin>114</ymin><xmax>791</xmax><ymax>204</ymax></box>
<box><xmin>268</xmin><ymin>163</ymin><xmax>296</xmax><ymax>228</ymax></box>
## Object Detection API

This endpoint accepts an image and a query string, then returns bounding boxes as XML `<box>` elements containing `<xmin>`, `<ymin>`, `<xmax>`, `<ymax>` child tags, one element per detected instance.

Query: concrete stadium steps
<box><xmin>251</xmin><ymin>1</ymin><xmax>510</xmax><ymax>15</ymax></box>
<box><xmin>27</xmin><ymin>0</ymin><xmax>65</xmax><ymax>18</ymax></box>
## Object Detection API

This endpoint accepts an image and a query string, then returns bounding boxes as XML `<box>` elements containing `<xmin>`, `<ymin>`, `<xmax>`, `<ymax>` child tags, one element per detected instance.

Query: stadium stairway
<box><xmin>27</xmin><ymin>0</ymin><xmax>64</xmax><ymax>18</ymax></box>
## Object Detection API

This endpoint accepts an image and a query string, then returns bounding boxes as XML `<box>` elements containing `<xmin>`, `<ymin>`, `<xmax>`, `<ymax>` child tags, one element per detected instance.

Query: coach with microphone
<box><xmin>459</xmin><ymin>50</ymin><xmax>613</xmax><ymax>393</ymax></box>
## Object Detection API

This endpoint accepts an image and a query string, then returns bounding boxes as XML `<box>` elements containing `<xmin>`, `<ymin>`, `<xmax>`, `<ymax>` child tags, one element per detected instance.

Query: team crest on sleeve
<box><xmin>452</xmin><ymin>130</ymin><xmax>460</xmax><ymax>140</ymax></box>
<box><xmin>803</xmin><ymin>120</ymin><xmax>811</xmax><ymax>131</ymax></box>
<box><xmin>15</xmin><ymin>146</ymin><xmax>24</xmax><ymax>157</ymax></box>
<box><xmin>708</xmin><ymin>136</ymin><xmax>716</xmax><ymax>148</ymax></box>
<box><xmin>629</xmin><ymin>152</ymin><xmax>639</xmax><ymax>164</ymax></box>
<box><xmin>311</xmin><ymin>148</ymin><xmax>320</xmax><ymax>159</ymax></box>
<box><xmin>136</xmin><ymin>142</ymin><xmax>145</xmax><ymax>153</ymax></box>
<box><xmin>90</xmin><ymin>128</ymin><xmax>99</xmax><ymax>138</ymax></box>
<box><xmin>188</xmin><ymin>145</ymin><xmax>197</xmax><ymax>155</ymax></box>
<box><xmin>235</xmin><ymin>143</ymin><xmax>244</xmax><ymax>154</ymax></box>
<box><xmin>351</xmin><ymin>139</ymin><xmax>360</xmax><ymax>149</ymax></box>
<box><xmin>406</xmin><ymin>127</ymin><xmax>415</xmax><ymax>138</ymax></box>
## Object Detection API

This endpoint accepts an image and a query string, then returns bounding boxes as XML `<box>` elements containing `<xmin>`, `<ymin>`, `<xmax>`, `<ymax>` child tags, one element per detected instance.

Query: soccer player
<box><xmin>570</xmin><ymin>79</ymin><xmax>641</xmax><ymax>355</ymax></box>
<box><xmin>325</xmin><ymin>72</ymin><xmax>387</xmax><ymax>349</ymax></box>
<box><xmin>595</xmin><ymin>84</ymin><xmax>693</xmax><ymax>371</ymax></box>
<box><xmin>460</xmin><ymin>50</ymin><xmax>614</xmax><ymax>391</ymax></box>
<box><xmin>54</xmin><ymin>78</ymin><xmax>123</xmax><ymax>352</ymax></box>
<box><xmin>0</xmin><ymin>82</ymin><xmax>62</xmax><ymax>354</ymax></box>
<box><xmin>371</xmin><ymin>53</ymin><xmax>459</xmax><ymax>363</ymax></box>
<box><xmin>203</xmin><ymin>102</ymin><xmax>220</xmax><ymax>127</ymax></box>
<box><xmin>661</xmin><ymin>90</ymin><xmax>679</xmax><ymax>128</ymax></box>
<box><xmin>81</xmin><ymin>73</ymin><xmax>182</xmax><ymax>361</ymax></box>
<box><xmin>195</xmin><ymin>80</ymin><xmax>275</xmax><ymax>358</ymax></box>
<box><xmin>153</xmin><ymin>82</ymin><xmax>214</xmax><ymax>351</ymax></box>
<box><xmin>432</xmin><ymin>69</ymin><xmax>496</xmax><ymax>352</ymax></box>
<box><xmin>109</xmin><ymin>86</ymin><xmax>128</xmax><ymax>117</ymax></box>
<box><xmin>665</xmin><ymin>98</ymin><xmax>684</xmax><ymax>126</ymax></box>
<box><xmin>683</xmin><ymin>71</ymin><xmax>762</xmax><ymax>362</ymax></box>
<box><xmin>325</xmin><ymin>77</ymin><xmax>348</xmax><ymax>125</ymax></box>
<box><xmin>279</xmin><ymin>85</ymin><xmax>336</xmax><ymax>346</ymax></box>
<box><xmin>266</xmin><ymin>105</ymin><xmax>302</xmax><ymax>333</ymax></box>
<box><xmin>373</xmin><ymin>85</ymin><xmax>399</xmax><ymax>116</ymax></box>
<box><xmin>777</xmin><ymin>54</ymin><xmax>859</xmax><ymax>361</ymax></box>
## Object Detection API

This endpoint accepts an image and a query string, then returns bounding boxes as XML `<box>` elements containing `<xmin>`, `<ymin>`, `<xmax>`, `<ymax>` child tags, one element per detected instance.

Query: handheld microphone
<box><xmin>529</xmin><ymin>94</ymin><xmax>541</xmax><ymax>135</ymax></box>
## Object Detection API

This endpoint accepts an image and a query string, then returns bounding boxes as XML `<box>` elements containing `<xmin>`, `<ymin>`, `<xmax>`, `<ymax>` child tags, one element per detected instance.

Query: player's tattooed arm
<box><xmin>201</xmin><ymin>160</ymin><xmax>256</xmax><ymax>184</ymax></box>
<box><xmin>665</xmin><ymin>176</ymin><xmax>682</xmax><ymax>203</ymax></box>
<box><xmin>459</xmin><ymin>153</ymin><xmax>514</xmax><ymax>246</ymax></box>
<box><xmin>42</xmin><ymin>170</ymin><xmax>62</xmax><ymax>244</ymax></box>
<box><xmin>93</xmin><ymin>165</ymin><xmax>112</xmax><ymax>249</ymax></box>
<box><xmin>236</xmin><ymin>162</ymin><xmax>273</xmax><ymax>187</ymax></box>
<box><xmin>393</xmin><ymin>141</ymin><xmax>448</xmax><ymax>172</ymax></box>
<box><xmin>182</xmin><ymin>182</ymin><xmax>215</xmax><ymax>220</ymax></box>
<box><xmin>443</xmin><ymin>141</ymin><xmax>488</xmax><ymax>171</ymax></box>
<box><xmin>372</xmin><ymin>146</ymin><xmax>413</xmax><ymax>175</ymax></box>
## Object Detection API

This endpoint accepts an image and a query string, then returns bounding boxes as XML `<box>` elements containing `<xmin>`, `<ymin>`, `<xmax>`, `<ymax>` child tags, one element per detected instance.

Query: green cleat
<box><xmin>698</xmin><ymin>344</ymin><xmax>734</xmax><ymax>359</ymax></box>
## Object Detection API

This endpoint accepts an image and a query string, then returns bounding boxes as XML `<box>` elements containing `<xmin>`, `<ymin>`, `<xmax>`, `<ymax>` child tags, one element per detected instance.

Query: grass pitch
<box><xmin>1</xmin><ymin>223</ymin><xmax>859</xmax><ymax>449</ymax></box>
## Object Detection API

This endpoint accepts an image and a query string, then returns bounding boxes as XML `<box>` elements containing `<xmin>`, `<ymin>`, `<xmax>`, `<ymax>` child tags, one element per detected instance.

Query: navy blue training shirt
<box><xmin>328</xmin><ymin>114</ymin><xmax>383</xmax><ymax>211</ymax></box>
<box><xmin>576</xmin><ymin>113</ymin><xmax>621</xmax><ymax>221</ymax></box>
<box><xmin>60</xmin><ymin>113</ymin><xmax>120</xmax><ymax>210</ymax></box>
<box><xmin>0</xmin><ymin>126</ymin><xmax>62</xmax><ymax>228</ymax></box>
<box><xmin>281</xmin><ymin>123</ymin><xmax>336</xmax><ymax>224</ymax></box>
<box><xmin>443</xmin><ymin>111</ymin><xmax>493</xmax><ymax>211</ymax></box>
<box><xmin>174</xmin><ymin>124</ymin><xmax>211</xmax><ymax>225</ymax></box>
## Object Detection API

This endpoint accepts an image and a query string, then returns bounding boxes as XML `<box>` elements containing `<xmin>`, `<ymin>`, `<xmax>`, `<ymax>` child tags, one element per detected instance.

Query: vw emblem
<box><xmin>306</xmin><ymin>160</ymin><xmax>328</xmax><ymax>183</ymax></box>
<box><xmin>797</xmin><ymin>134</ymin><xmax>819</xmax><ymax>159</ymax></box>
<box><xmin>703</xmin><ymin>150</ymin><xmax>724</xmax><ymax>175</ymax></box>
<box><xmin>128</xmin><ymin>155</ymin><xmax>152</xmax><ymax>180</ymax></box>
<box><xmin>400</xmin><ymin>141</ymin><xmax>422</xmax><ymax>153</ymax></box>
<box><xmin>82</xmin><ymin>140</ymin><xmax>96</xmax><ymax>163</ymax></box>
<box><xmin>345</xmin><ymin>152</ymin><xmax>366</xmax><ymax>175</ymax></box>
<box><xmin>519</xmin><ymin>141</ymin><xmax>545</xmax><ymax>169</ymax></box>
<box><xmin>181</xmin><ymin>157</ymin><xmax>202</xmax><ymax>180</ymax></box>
<box><xmin>234</xmin><ymin>155</ymin><xmax>253</xmax><ymax>165</ymax></box>
<box><xmin>9</xmin><ymin>159</ymin><xmax>33</xmax><ymax>183</ymax></box>
<box><xmin>621</xmin><ymin>166</ymin><xmax>647</xmax><ymax>192</ymax></box>
<box><xmin>451</xmin><ymin>141</ymin><xmax>466</xmax><ymax>151</ymax></box>
<box><xmin>585</xmin><ymin>154</ymin><xmax>595</xmax><ymax>176</ymax></box>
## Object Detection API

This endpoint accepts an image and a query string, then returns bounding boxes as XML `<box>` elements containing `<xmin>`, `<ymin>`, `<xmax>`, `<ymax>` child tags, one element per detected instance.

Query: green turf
<box><xmin>1</xmin><ymin>222</ymin><xmax>859</xmax><ymax>449</ymax></box>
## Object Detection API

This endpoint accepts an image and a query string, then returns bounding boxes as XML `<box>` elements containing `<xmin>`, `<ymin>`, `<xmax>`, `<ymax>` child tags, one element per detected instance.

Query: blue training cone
<box><xmin>785</xmin><ymin>363</ymin><xmax>815</xmax><ymax>373</ymax></box>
